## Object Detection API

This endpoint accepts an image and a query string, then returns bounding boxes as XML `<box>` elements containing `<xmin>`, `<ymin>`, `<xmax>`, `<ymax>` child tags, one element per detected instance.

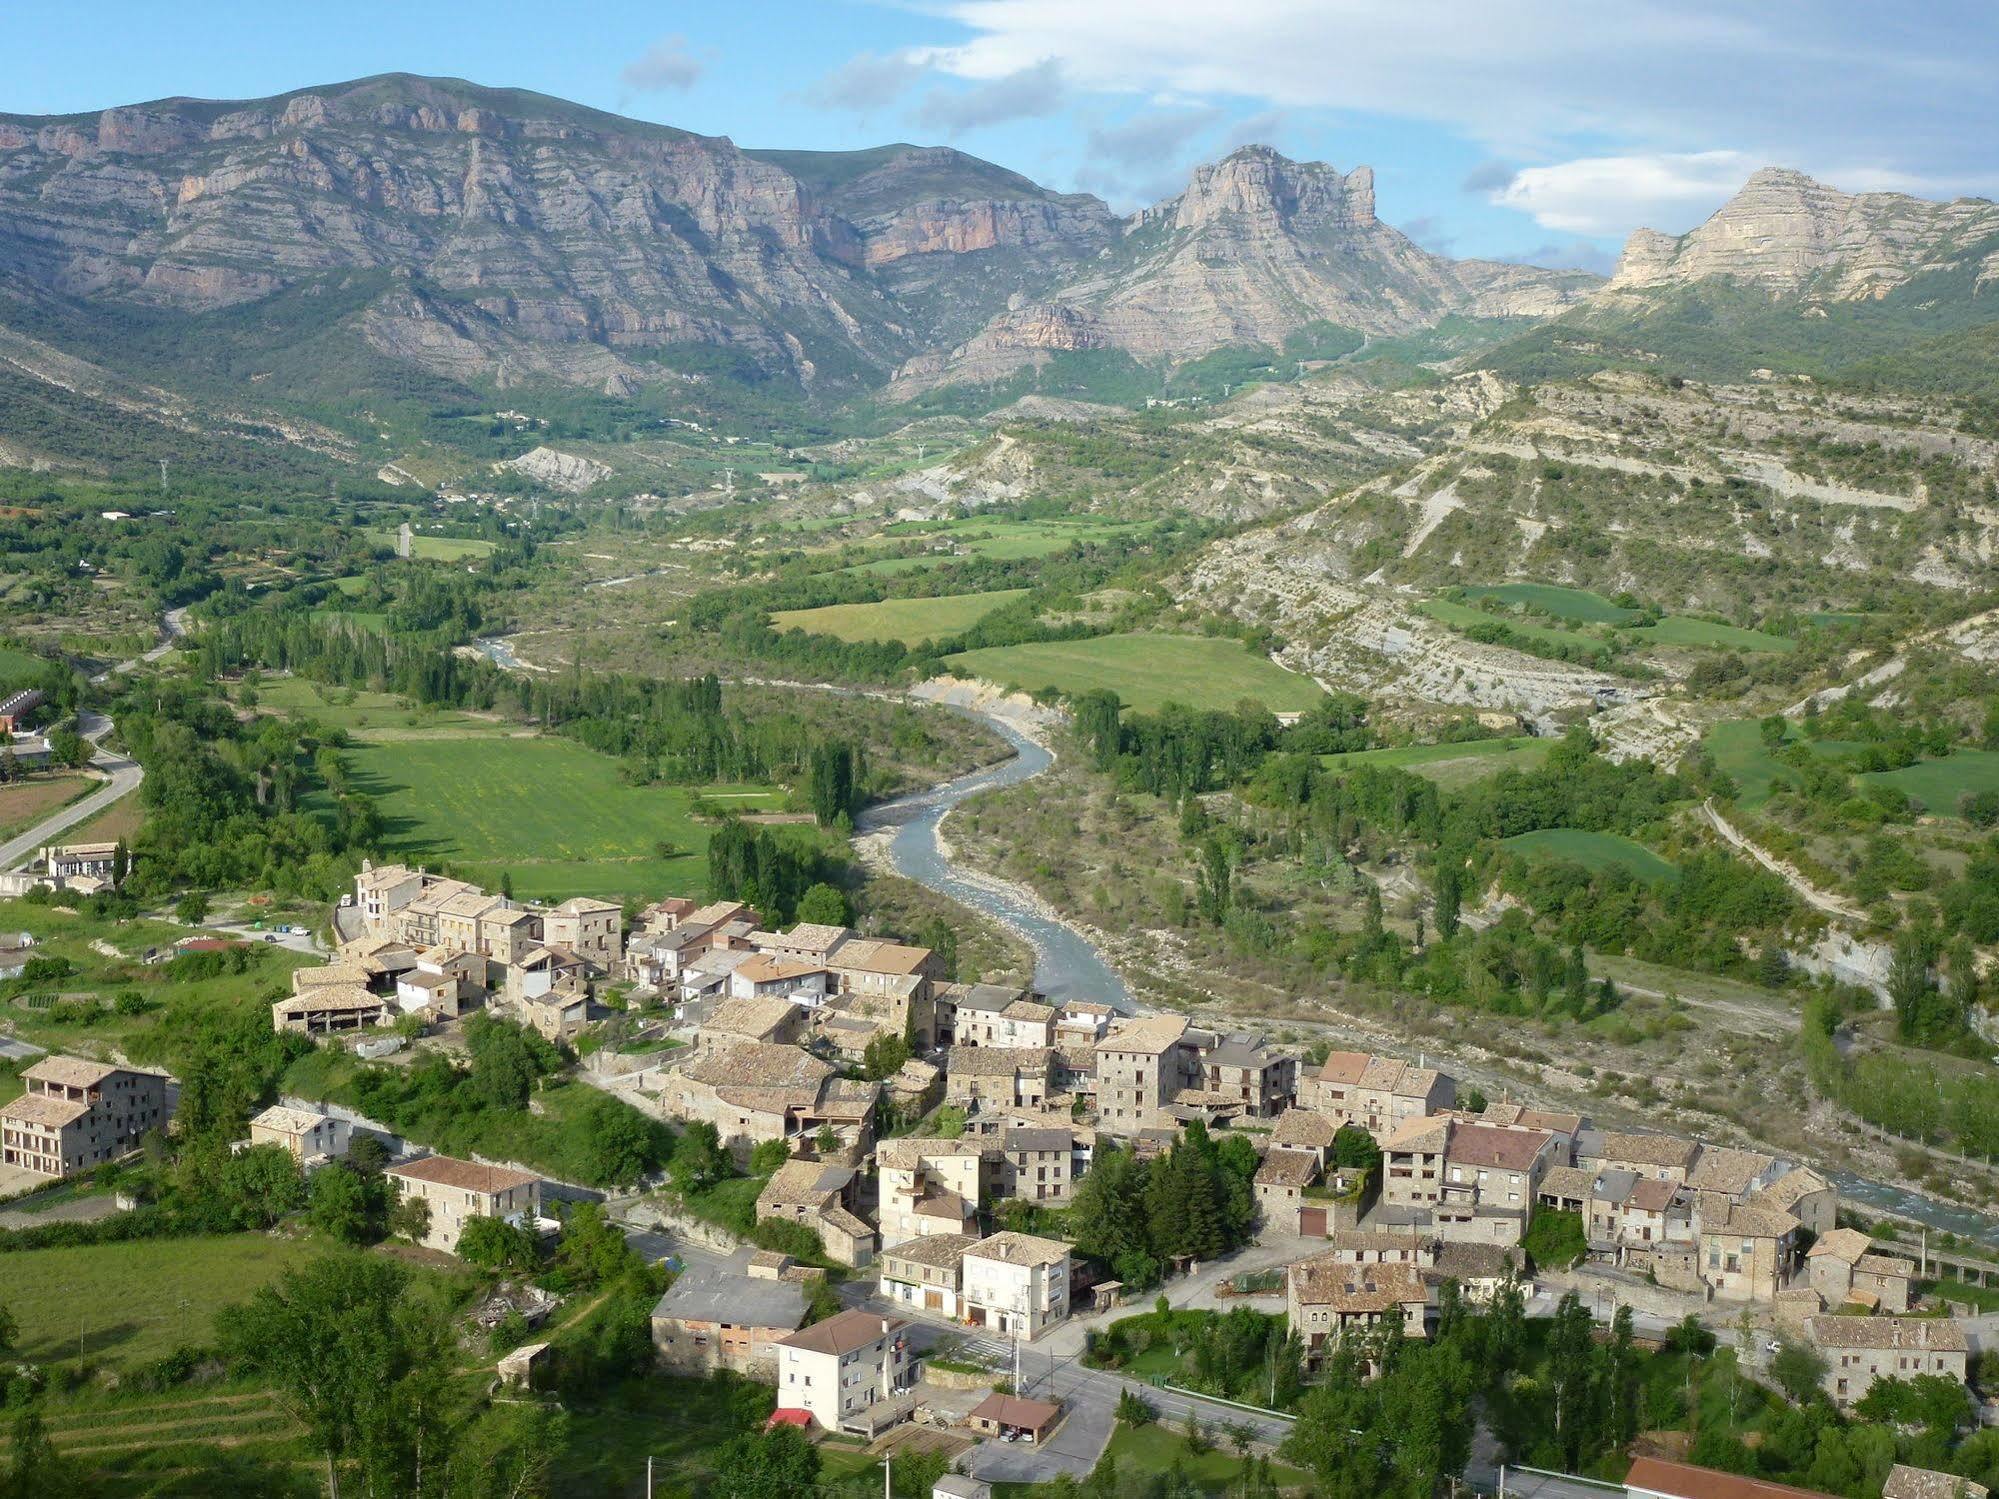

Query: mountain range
<box><xmin>2</xmin><ymin>72</ymin><xmax>1997</xmax><ymax>473</ymax></box>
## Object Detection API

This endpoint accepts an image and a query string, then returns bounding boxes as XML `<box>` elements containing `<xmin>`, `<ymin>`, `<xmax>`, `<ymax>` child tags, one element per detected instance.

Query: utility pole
<box><xmin>645</xmin><ymin>1456</ymin><xmax>652</xmax><ymax>1499</ymax></box>
<box><xmin>883</xmin><ymin>1453</ymin><xmax>891</xmax><ymax>1499</ymax></box>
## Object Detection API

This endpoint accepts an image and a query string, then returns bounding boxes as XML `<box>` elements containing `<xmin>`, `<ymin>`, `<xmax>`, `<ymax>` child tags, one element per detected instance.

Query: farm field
<box><xmin>945</xmin><ymin>633</ymin><xmax>1325</xmax><ymax>714</ymax></box>
<box><xmin>1629</xmin><ymin>616</ymin><xmax>1795</xmax><ymax>653</ymax></box>
<box><xmin>0</xmin><ymin>644</ymin><xmax>45</xmax><ymax>686</ymax></box>
<box><xmin>1705</xmin><ymin>719</ymin><xmax>1791</xmax><ymax>808</ymax></box>
<box><xmin>8</xmin><ymin>1233</ymin><xmax>327</xmax><ymax>1368</ymax></box>
<box><xmin>1501</xmin><ymin>828</ymin><xmax>1677</xmax><ymax>883</ymax></box>
<box><xmin>55</xmin><ymin>786</ymin><xmax>145</xmax><ymax>848</ymax></box>
<box><xmin>769</xmin><ymin>588</ymin><xmax>1030</xmax><ymax>645</ymax></box>
<box><xmin>0</xmin><ymin>771</ymin><xmax>95</xmax><ymax>843</ymax></box>
<box><xmin>1419</xmin><ymin>598</ymin><xmax>1600</xmax><ymax>652</ymax></box>
<box><xmin>1318</xmin><ymin>735</ymin><xmax>1552</xmax><ymax>787</ymax></box>
<box><xmin>366</xmin><ymin>531</ymin><xmax>496</xmax><ymax>561</ymax></box>
<box><xmin>1458</xmin><ymin>584</ymin><xmax>1641</xmax><ymax>624</ymax></box>
<box><xmin>836</xmin><ymin>554</ymin><xmax>945</xmax><ymax>577</ymax></box>
<box><xmin>1862</xmin><ymin>750</ymin><xmax>1999</xmax><ymax>815</ymax></box>
<box><xmin>877</xmin><ymin>516</ymin><xmax>1149</xmax><ymax>562</ymax></box>
<box><xmin>252</xmin><ymin>677</ymin><xmax>512</xmax><ymax>739</ymax></box>
<box><xmin>327</xmin><ymin>733</ymin><xmax>791</xmax><ymax>901</ymax></box>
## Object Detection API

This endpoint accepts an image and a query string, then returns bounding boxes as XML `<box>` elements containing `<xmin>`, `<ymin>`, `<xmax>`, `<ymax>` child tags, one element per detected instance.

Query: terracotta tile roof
<box><xmin>1255</xmin><ymin>1151</ymin><xmax>1318</xmax><ymax>1187</ymax></box>
<box><xmin>1855</xmin><ymin>1253</ymin><xmax>1915</xmax><ymax>1279</ymax></box>
<box><xmin>1539</xmin><ymin>1165</ymin><xmax>1593</xmax><ymax>1201</ymax></box>
<box><xmin>272</xmin><ymin>985</ymin><xmax>387</xmax><ymax>1016</ymax></box>
<box><xmin>1805</xmin><ymin>1315</ymin><xmax>1965</xmax><ymax>1353</ymax></box>
<box><xmin>1381</xmin><ymin>1114</ymin><xmax>1451</xmax><ymax>1154</ymax></box>
<box><xmin>21</xmin><ymin>1056</ymin><xmax>120</xmax><ymax>1089</ymax></box>
<box><xmin>1752</xmin><ymin>1166</ymin><xmax>1831</xmax><ymax>1212</ymax></box>
<box><xmin>1097</xmin><ymin>1015</ymin><xmax>1188</xmax><ymax>1056</ymax></box>
<box><xmin>1807</xmin><ymin>1228</ymin><xmax>1874</xmax><ymax>1263</ymax></box>
<box><xmin>882</xmin><ymin>1232</ymin><xmax>982</xmax><ymax>1271</ymax></box>
<box><xmin>1433</xmin><ymin>1241</ymin><xmax>1518</xmax><ymax>1281</ymax></box>
<box><xmin>1686</xmin><ymin>1146</ymin><xmax>1776</xmax><ymax>1197</ymax></box>
<box><xmin>777</xmin><ymin>1308</ymin><xmax>903</xmax><ymax>1356</ymax></box>
<box><xmin>966</xmin><ymin>1231</ymin><xmax>1071</xmax><ymax>1268</ymax></box>
<box><xmin>733</xmin><ymin>954</ymin><xmax>828</xmax><ymax>985</ymax></box>
<box><xmin>1289</xmin><ymin>1257</ymin><xmax>1430</xmax><ymax>1311</ymax></box>
<box><xmin>1271</xmin><ymin>1110</ymin><xmax>1339</xmax><ymax>1148</ymax></box>
<box><xmin>1391</xmin><ymin>1067</ymin><xmax>1445</xmax><ymax>1100</ymax></box>
<box><xmin>1883</xmin><ymin>1464</ymin><xmax>1990</xmax><ymax>1499</ymax></box>
<box><xmin>950</xmin><ymin>1046</ymin><xmax>1051</xmax><ymax>1076</ymax></box>
<box><xmin>1323</xmin><ymin>1228</ymin><xmax>1432</xmax><ymax>1254</ymax></box>
<box><xmin>685</xmin><ymin>1042</ymin><xmax>832</xmax><ymax>1093</ymax></box>
<box><xmin>0</xmin><ymin>1092</ymin><xmax>91</xmax><ymax>1127</ymax></box>
<box><xmin>387</xmin><ymin>1155</ymin><xmax>538</xmax><ymax>1195</ymax></box>
<box><xmin>1314</xmin><ymin>1050</ymin><xmax>1373</xmax><ymax>1085</ymax></box>
<box><xmin>1445</xmin><ymin>1123</ymin><xmax>1551</xmax><ymax>1172</ymax></box>
<box><xmin>1624</xmin><ymin>1455</ymin><xmax>1838</xmax><ymax>1499</ymax></box>
<box><xmin>703</xmin><ymin>995</ymin><xmax>798</xmax><ymax>1040</ymax></box>
<box><xmin>969</xmin><ymin>1392</ymin><xmax>1059</xmax><ymax>1429</ymax></box>
<box><xmin>1629</xmin><ymin>1178</ymin><xmax>1680</xmax><ymax>1213</ymax></box>
<box><xmin>878</xmin><ymin>1137</ymin><xmax>983</xmax><ymax>1169</ymax></box>
<box><xmin>291</xmin><ymin>964</ymin><xmax>375</xmax><ymax>989</ymax></box>
<box><xmin>827</xmin><ymin>939</ymin><xmax>933</xmax><ymax>976</ymax></box>
<box><xmin>1593</xmin><ymin>1131</ymin><xmax>1699</xmax><ymax>1171</ymax></box>
<box><xmin>1702</xmin><ymin>1199</ymin><xmax>1799</xmax><ymax>1240</ymax></box>
<box><xmin>250</xmin><ymin>1105</ymin><xmax>333</xmax><ymax>1136</ymax></box>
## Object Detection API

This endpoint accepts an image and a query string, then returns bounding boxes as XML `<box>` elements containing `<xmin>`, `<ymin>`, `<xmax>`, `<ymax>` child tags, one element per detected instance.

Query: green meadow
<box><xmin>769</xmin><ymin>588</ymin><xmax>1031</xmax><ymax>645</ymax></box>
<box><xmin>1501</xmin><ymin>828</ymin><xmax>1677</xmax><ymax>883</ymax></box>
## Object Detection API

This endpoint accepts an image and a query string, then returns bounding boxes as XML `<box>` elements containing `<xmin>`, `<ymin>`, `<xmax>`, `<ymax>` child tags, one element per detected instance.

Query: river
<box><xmin>468</xmin><ymin>635</ymin><xmax>1996</xmax><ymax>1246</ymax></box>
<box><xmin>857</xmin><ymin>710</ymin><xmax>1133</xmax><ymax>1013</ymax></box>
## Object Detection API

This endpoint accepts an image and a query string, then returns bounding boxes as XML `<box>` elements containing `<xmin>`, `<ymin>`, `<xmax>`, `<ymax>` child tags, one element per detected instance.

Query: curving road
<box><xmin>3</xmin><ymin>608</ymin><xmax>184</xmax><ymax>872</ymax></box>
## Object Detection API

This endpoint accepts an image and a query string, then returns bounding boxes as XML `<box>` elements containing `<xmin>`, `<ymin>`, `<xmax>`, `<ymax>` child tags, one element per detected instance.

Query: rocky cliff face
<box><xmin>0</xmin><ymin>77</ymin><xmax>1590</xmax><ymax>416</ymax></box>
<box><xmin>1606</xmin><ymin>167</ymin><xmax>1999</xmax><ymax>301</ymax></box>
<box><xmin>891</xmin><ymin>147</ymin><xmax>1598</xmax><ymax>397</ymax></box>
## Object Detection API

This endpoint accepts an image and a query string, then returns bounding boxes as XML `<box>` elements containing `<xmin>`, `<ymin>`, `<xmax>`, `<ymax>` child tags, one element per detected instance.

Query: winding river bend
<box><xmin>472</xmin><ymin>638</ymin><xmax>1996</xmax><ymax>1245</ymax></box>
<box><xmin>857</xmin><ymin>711</ymin><xmax>1133</xmax><ymax>1013</ymax></box>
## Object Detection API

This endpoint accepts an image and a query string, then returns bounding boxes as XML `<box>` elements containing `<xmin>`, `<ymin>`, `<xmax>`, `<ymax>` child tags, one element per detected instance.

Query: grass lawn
<box><xmin>878</xmin><ymin>516</ymin><xmax>1149</xmax><ymax>562</ymax></box>
<box><xmin>367</xmin><ymin>531</ymin><xmax>496</xmax><ymax>561</ymax></box>
<box><xmin>995</xmin><ymin>1424</ymin><xmax>1309</xmax><ymax>1498</ymax></box>
<box><xmin>1862</xmin><ymin>750</ymin><xmax>1999</xmax><ymax>815</ymax></box>
<box><xmin>1705</xmin><ymin>719</ymin><xmax>1791</xmax><ymax>808</ymax></box>
<box><xmin>57</xmin><ymin>787</ymin><xmax>146</xmax><ymax>848</ymax></box>
<box><xmin>0</xmin><ymin>645</ymin><xmax>45</xmax><ymax>688</ymax></box>
<box><xmin>835</xmin><ymin>555</ymin><xmax>947</xmax><ymax>577</ymax></box>
<box><xmin>1458</xmin><ymin>584</ymin><xmax>1641</xmax><ymax>624</ymax></box>
<box><xmin>1501</xmin><ymin>828</ymin><xmax>1677</xmax><ymax>883</ymax></box>
<box><xmin>770</xmin><ymin>588</ymin><xmax>1031</xmax><ymax>645</ymax></box>
<box><xmin>0</xmin><ymin>897</ymin><xmax>319</xmax><ymax>1053</ymax></box>
<box><xmin>1419</xmin><ymin>598</ymin><xmax>1600</xmax><ymax>653</ymax></box>
<box><xmin>325</xmin><ymin>734</ymin><xmax>791</xmax><ymax>902</ymax></box>
<box><xmin>0</xmin><ymin>771</ymin><xmax>96</xmax><ymax>844</ymax></box>
<box><xmin>1318</xmin><ymin>736</ymin><xmax>1552</xmax><ymax>787</ymax></box>
<box><xmin>550</xmin><ymin>1372</ymin><xmax>766</xmax><ymax>1499</ymax></box>
<box><xmin>9</xmin><ymin>1233</ymin><xmax>328</xmax><ymax>1367</ymax></box>
<box><xmin>945</xmin><ymin>634</ymin><xmax>1324</xmax><ymax>714</ymax></box>
<box><xmin>1629</xmin><ymin>616</ymin><xmax>1795</xmax><ymax>653</ymax></box>
<box><xmin>251</xmin><ymin>677</ymin><xmax>509</xmax><ymax>740</ymax></box>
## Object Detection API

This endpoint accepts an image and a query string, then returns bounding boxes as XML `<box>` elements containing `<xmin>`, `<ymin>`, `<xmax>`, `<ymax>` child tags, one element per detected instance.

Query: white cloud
<box><xmin>911</xmin><ymin>0</ymin><xmax>1997</xmax><ymax>235</ymax></box>
<box><xmin>915</xmin><ymin>58</ymin><xmax>1067</xmax><ymax>134</ymax></box>
<box><xmin>808</xmin><ymin>51</ymin><xmax>925</xmax><ymax>114</ymax></box>
<box><xmin>620</xmin><ymin>36</ymin><xmax>703</xmax><ymax>95</ymax></box>
<box><xmin>1490</xmin><ymin>151</ymin><xmax>1757</xmax><ymax>236</ymax></box>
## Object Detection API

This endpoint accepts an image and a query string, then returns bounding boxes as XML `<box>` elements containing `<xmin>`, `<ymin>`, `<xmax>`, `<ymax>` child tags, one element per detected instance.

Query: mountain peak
<box><xmin>1156</xmin><ymin>146</ymin><xmax>1376</xmax><ymax>233</ymax></box>
<box><xmin>1605</xmin><ymin>162</ymin><xmax>1999</xmax><ymax>299</ymax></box>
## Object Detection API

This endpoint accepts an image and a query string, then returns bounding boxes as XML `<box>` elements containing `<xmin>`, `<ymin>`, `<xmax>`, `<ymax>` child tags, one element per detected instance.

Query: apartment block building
<box><xmin>1301</xmin><ymin>1052</ymin><xmax>1456</xmax><ymax>1140</ymax></box>
<box><xmin>1807</xmin><ymin>1316</ymin><xmax>1968</xmax><ymax>1408</ymax></box>
<box><xmin>961</xmin><ymin>1232</ymin><xmax>1072</xmax><ymax>1340</ymax></box>
<box><xmin>383</xmin><ymin>1155</ymin><xmax>541</xmax><ymax>1256</ymax></box>
<box><xmin>0</xmin><ymin>1057</ymin><xmax>169</xmax><ymax>1178</ymax></box>
<box><xmin>1093</xmin><ymin>1015</ymin><xmax>1191</xmax><ymax>1129</ymax></box>
<box><xmin>775</xmin><ymin>1311</ymin><xmax>915</xmax><ymax>1435</ymax></box>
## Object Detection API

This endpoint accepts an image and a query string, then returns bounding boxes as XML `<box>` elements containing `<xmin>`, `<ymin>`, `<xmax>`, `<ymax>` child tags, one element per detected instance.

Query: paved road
<box><xmin>4</xmin><ymin>608</ymin><xmax>185</xmax><ymax>872</ymax></box>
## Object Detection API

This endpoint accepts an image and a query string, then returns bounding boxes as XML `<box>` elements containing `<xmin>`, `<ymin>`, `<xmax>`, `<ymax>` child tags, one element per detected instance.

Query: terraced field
<box><xmin>946</xmin><ymin>633</ymin><xmax>1325</xmax><ymax>714</ymax></box>
<box><xmin>770</xmin><ymin>588</ymin><xmax>1030</xmax><ymax>645</ymax></box>
<box><xmin>1501</xmin><ymin>827</ymin><xmax>1677</xmax><ymax>883</ymax></box>
<box><xmin>1419</xmin><ymin>598</ymin><xmax>1601</xmax><ymax>652</ymax></box>
<box><xmin>1459</xmin><ymin>584</ymin><xmax>1641</xmax><ymax>624</ymax></box>
<box><xmin>1862</xmin><ymin>749</ymin><xmax>1999</xmax><ymax>815</ymax></box>
<box><xmin>1628</xmin><ymin>616</ymin><xmax>1795</xmax><ymax>652</ymax></box>
<box><xmin>1318</xmin><ymin>736</ymin><xmax>1554</xmax><ymax>788</ymax></box>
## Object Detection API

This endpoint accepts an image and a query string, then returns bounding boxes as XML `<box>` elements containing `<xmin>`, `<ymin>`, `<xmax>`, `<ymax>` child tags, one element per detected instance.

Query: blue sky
<box><xmin>6</xmin><ymin>1</ymin><xmax>1995</xmax><ymax>276</ymax></box>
